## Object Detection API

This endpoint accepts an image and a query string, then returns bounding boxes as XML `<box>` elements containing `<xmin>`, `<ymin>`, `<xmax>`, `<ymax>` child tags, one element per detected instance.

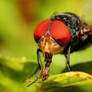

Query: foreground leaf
<box><xmin>37</xmin><ymin>72</ymin><xmax>92</xmax><ymax>92</ymax></box>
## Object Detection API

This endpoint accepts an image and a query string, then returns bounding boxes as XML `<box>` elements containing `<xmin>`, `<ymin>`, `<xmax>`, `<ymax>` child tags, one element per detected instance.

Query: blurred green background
<box><xmin>0</xmin><ymin>0</ymin><xmax>92</xmax><ymax>92</ymax></box>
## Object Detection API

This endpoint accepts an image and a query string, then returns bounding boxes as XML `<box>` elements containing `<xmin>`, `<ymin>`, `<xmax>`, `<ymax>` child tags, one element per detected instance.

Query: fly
<box><xmin>26</xmin><ymin>12</ymin><xmax>92</xmax><ymax>87</ymax></box>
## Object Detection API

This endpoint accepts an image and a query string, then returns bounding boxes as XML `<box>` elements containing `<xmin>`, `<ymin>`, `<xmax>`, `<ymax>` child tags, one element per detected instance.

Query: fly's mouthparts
<box><xmin>42</xmin><ymin>53</ymin><xmax>52</xmax><ymax>80</ymax></box>
<box><xmin>45</xmin><ymin>52</ymin><xmax>52</xmax><ymax>60</ymax></box>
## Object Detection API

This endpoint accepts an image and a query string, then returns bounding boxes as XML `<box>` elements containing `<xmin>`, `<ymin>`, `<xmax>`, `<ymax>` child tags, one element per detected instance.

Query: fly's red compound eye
<box><xmin>49</xmin><ymin>20</ymin><xmax>71</xmax><ymax>46</ymax></box>
<box><xmin>34</xmin><ymin>19</ymin><xmax>51</xmax><ymax>43</ymax></box>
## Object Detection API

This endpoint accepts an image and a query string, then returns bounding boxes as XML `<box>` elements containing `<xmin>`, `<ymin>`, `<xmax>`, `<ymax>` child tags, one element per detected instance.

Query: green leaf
<box><xmin>37</xmin><ymin>72</ymin><xmax>92</xmax><ymax>92</ymax></box>
<box><xmin>0</xmin><ymin>56</ymin><xmax>38</xmax><ymax>92</ymax></box>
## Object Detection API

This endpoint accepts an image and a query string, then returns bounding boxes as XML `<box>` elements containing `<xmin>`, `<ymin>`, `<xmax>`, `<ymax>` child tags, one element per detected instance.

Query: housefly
<box><xmin>27</xmin><ymin>12</ymin><xmax>92</xmax><ymax>87</ymax></box>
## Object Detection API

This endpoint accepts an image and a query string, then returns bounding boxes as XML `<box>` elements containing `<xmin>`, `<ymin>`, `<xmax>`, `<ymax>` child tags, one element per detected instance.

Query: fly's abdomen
<box><xmin>80</xmin><ymin>22</ymin><xmax>92</xmax><ymax>41</ymax></box>
<box><xmin>70</xmin><ymin>21</ymin><xmax>92</xmax><ymax>52</ymax></box>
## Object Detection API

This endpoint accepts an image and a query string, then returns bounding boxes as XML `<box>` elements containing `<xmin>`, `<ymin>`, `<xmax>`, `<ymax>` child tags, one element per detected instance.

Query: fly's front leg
<box><xmin>37</xmin><ymin>49</ymin><xmax>43</xmax><ymax>70</ymax></box>
<box><xmin>65</xmin><ymin>46</ymin><xmax>71</xmax><ymax>71</ymax></box>
<box><xmin>27</xmin><ymin>48</ymin><xmax>43</xmax><ymax>87</ymax></box>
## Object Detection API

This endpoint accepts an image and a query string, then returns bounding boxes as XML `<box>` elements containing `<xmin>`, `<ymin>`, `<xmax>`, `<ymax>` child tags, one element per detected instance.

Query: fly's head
<box><xmin>34</xmin><ymin>19</ymin><xmax>71</xmax><ymax>55</ymax></box>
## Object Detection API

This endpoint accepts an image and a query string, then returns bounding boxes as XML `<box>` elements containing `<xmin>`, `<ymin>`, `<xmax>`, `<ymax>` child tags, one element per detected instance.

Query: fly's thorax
<box><xmin>38</xmin><ymin>33</ymin><xmax>65</xmax><ymax>54</ymax></box>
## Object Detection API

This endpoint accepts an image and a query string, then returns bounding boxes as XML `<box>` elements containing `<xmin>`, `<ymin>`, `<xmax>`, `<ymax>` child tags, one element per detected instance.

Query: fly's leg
<box><xmin>27</xmin><ymin>48</ymin><xmax>43</xmax><ymax>87</ymax></box>
<box><xmin>37</xmin><ymin>49</ymin><xmax>42</xmax><ymax>70</ymax></box>
<box><xmin>24</xmin><ymin>49</ymin><xmax>41</xmax><ymax>82</ymax></box>
<box><xmin>65</xmin><ymin>46</ymin><xmax>71</xmax><ymax>71</ymax></box>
